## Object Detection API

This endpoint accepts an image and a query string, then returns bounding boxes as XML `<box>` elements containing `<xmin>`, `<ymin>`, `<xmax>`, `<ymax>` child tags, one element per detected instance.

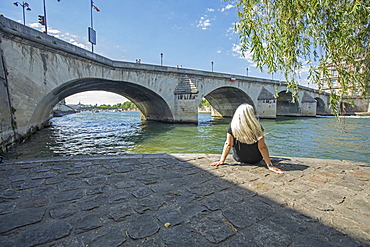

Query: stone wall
<box><xmin>341</xmin><ymin>98</ymin><xmax>370</xmax><ymax>115</ymax></box>
<box><xmin>0</xmin><ymin>49</ymin><xmax>16</xmax><ymax>151</ymax></box>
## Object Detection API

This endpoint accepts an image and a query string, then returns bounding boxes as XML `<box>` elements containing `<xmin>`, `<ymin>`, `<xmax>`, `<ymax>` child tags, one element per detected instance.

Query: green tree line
<box><xmin>100</xmin><ymin>100</ymin><xmax>210</xmax><ymax>109</ymax></box>
<box><xmin>100</xmin><ymin>101</ymin><xmax>137</xmax><ymax>110</ymax></box>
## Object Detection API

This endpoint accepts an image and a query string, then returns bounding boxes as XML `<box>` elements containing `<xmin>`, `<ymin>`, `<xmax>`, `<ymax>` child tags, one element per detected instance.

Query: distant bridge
<box><xmin>0</xmin><ymin>16</ymin><xmax>329</xmax><ymax>148</ymax></box>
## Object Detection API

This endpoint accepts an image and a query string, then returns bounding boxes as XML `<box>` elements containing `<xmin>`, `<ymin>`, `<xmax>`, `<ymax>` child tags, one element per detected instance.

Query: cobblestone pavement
<box><xmin>0</xmin><ymin>154</ymin><xmax>369</xmax><ymax>247</ymax></box>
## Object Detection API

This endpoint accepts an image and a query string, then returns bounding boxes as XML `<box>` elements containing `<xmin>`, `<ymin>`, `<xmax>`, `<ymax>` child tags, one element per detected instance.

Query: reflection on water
<box><xmin>2</xmin><ymin>111</ymin><xmax>369</xmax><ymax>163</ymax></box>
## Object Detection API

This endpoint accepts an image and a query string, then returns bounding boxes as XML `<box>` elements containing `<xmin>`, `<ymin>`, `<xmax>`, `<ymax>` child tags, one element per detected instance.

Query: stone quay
<box><xmin>0</xmin><ymin>154</ymin><xmax>369</xmax><ymax>246</ymax></box>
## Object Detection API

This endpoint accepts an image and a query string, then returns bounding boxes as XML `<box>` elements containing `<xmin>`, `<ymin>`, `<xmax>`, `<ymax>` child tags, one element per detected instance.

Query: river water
<box><xmin>2</xmin><ymin>111</ymin><xmax>369</xmax><ymax>163</ymax></box>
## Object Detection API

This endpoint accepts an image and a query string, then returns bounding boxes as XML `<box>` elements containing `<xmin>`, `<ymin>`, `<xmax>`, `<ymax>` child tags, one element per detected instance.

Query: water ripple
<box><xmin>1</xmin><ymin>111</ymin><xmax>369</xmax><ymax>163</ymax></box>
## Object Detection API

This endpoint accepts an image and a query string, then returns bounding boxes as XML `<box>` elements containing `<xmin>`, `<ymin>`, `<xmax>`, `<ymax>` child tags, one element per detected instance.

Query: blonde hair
<box><xmin>230</xmin><ymin>104</ymin><xmax>264</xmax><ymax>144</ymax></box>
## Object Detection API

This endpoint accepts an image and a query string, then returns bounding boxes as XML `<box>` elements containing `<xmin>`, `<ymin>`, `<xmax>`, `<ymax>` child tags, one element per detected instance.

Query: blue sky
<box><xmin>2</xmin><ymin>0</ymin><xmax>311</xmax><ymax>105</ymax></box>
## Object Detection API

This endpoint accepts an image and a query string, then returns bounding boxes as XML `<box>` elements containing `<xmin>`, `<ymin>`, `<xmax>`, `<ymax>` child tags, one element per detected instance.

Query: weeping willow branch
<box><xmin>230</xmin><ymin>0</ymin><xmax>370</xmax><ymax>117</ymax></box>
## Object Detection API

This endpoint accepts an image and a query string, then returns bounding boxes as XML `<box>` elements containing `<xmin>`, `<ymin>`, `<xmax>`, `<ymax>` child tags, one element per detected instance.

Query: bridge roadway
<box><xmin>0</xmin><ymin>16</ymin><xmax>329</xmax><ymax>149</ymax></box>
<box><xmin>0</xmin><ymin>154</ymin><xmax>369</xmax><ymax>246</ymax></box>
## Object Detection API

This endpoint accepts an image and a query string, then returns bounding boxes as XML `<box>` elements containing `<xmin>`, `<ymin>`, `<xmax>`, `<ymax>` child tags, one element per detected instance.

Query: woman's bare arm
<box><xmin>258</xmin><ymin>137</ymin><xmax>283</xmax><ymax>174</ymax></box>
<box><xmin>211</xmin><ymin>133</ymin><xmax>234</xmax><ymax>167</ymax></box>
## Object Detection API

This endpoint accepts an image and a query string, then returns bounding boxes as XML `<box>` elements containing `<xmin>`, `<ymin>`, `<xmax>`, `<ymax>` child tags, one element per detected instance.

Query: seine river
<box><xmin>2</xmin><ymin>111</ymin><xmax>369</xmax><ymax>163</ymax></box>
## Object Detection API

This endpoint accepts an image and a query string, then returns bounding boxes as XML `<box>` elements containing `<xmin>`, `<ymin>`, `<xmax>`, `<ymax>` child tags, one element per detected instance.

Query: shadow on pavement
<box><xmin>229</xmin><ymin>157</ymin><xmax>310</xmax><ymax>172</ymax></box>
<box><xmin>0</xmin><ymin>154</ymin><xmax>368</xmax><ymax>246</ymax></box>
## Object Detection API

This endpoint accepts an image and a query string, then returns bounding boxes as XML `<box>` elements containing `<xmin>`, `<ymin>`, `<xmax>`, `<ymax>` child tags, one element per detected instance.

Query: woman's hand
<box><xmin>268</xmin><ymin>165</ymin><xmax>284</xmax><ymax>174</ymax></box>
<box><xmin>211</xmin><ymin>161</ymin><xmax>224</xmax><ymax>167</ymax></box>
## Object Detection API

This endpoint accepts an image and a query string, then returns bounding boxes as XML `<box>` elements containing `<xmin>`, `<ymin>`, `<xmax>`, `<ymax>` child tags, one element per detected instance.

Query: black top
<box><xmin>227</xmin><ymin>125</ymin><xmax>263</xmax><ymax>164</ymax></box>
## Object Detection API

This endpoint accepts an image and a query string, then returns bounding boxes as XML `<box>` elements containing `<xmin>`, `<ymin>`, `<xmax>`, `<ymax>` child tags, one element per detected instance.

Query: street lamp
<box><xmin>13</xmin><ymin>2</ymin><xmax>31</xmax><ymax>25</ymax></box>
<box><xmin>246</xmin><ymin>68</ymin><xmax>249</xmax><ymax>76</ymax></box>
<box><xmin>211</xmin><ymin>61</ymin><xmax>214</xmax><ymax>72</ymax></box>
<box><xmin>160</xmin><ymin>53</ymin><xmax>163</xmax><ymax>66</ymax></box>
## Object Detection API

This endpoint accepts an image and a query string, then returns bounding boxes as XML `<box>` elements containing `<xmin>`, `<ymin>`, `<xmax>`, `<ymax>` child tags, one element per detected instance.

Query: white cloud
<box><xmin>29</xmin><ymin>23</ymin><xmax>41</xmax><ymax>28</ymax></box>
<box><xmin>48</xmin><ymin>29</ymin><xmax>61</xmax><ymax>34</ymax></box>
<box><xmin>226</xmin><ymin>26</ymin><xmax>237</xmax><ymax>38</ymax></box>
<box><xmin>196</xmin><ymin>15</ymin><xmax>212</xmax><ymax>30</ymax></box>
<box><xmin>221</xmin><ymin>4</ymin><xmax>234</xmax><ymax>12</ymax></box>
<box><xmin>70</xmin><ymin>42</ymin><xmax>88</xmax><ymax>49</ymax></box>
<box><xmin>54</xmin><ymin>32</ymin><xmax>88</xmax><ymax>49</ymax></box>
<box><xmin>172</xmin><ymin>24</ymin><xmax>182</xmax><ymax>30</ymax></box>
<box><xmin>196</xmin><ymin>7</ymin><xmax>219</xmax><ymax>30</ymax></box>
<box><xmin>28</xmin><ymin>22</ymin><xmax>88</xmax><ymax>49</ymax></box>
<box><xmin>232</xmin><ymin>43</ymin><xmax>255</xmax><ymax>65</ymax></box>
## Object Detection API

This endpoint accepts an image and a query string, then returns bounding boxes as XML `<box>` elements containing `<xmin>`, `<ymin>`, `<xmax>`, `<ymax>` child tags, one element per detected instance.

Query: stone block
<box><xmin>16</xmin><ymin>221</ymin><xmax>72</xmax><ymax>247</ymax></box>
<box><xmin>0</xmin><ymin>207</ymin><xmax>45</xmax><ymax>233</ymax></box>
<box><xmin>126</xmin><ymin>214</ymin><xmax>160</xmax><ymax>240</ymax></box>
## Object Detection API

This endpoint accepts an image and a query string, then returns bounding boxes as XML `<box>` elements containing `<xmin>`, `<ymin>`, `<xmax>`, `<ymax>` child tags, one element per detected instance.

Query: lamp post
<box><xmin>160</xmin><ymin>53</ymin><xmax>163</xmax><ymax>66</ymax></box>
<box><xmin>13</xmin><ymin>2</ymin><xmax>31</xmax><ymax>25</ymax></box>
<box><xmin>211</xmin><ymin>61</ymin><xmax>214</xmax><ymax>72</ymax></box>
<box><xmin>246</xmin><ymin>67</ymin><xmax>249</xmax><ymax>76</ymax></box>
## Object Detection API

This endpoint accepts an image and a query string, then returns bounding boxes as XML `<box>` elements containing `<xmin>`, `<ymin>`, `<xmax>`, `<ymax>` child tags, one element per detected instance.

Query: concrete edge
<box><xmin>1</xmin><ymin>154</ymin><xmax>368</xmax><ymax>168</ymax></box>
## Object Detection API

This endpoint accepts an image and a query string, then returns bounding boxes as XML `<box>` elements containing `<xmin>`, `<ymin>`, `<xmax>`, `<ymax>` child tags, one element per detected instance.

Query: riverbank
<box><xmin>0</xmin><ymin>154</ymin><xmax>368</xmax><ymax>246</ymax></box>
<box><xmin>2</xmin><ymin>112</ymin><xmax>369</xmax><ymax>163</ymax></box>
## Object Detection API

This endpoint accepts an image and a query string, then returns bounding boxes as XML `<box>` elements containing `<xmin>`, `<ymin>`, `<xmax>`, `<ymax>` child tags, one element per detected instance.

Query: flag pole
<box><xmin>90</xmin><ymin>0</ymin><xmax>94</xmax><ymax>53</ymax></box>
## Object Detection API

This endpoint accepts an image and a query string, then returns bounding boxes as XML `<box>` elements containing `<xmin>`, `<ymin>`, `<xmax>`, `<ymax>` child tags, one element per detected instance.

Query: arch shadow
<box><xmin>28</xmin><ymin>78</ymin><xmax>174</xmax><ymax>129</ymax></box>
<box><xmin>276</xmin><ymin>91</ymin><xmax>299</xmax><ymax>116</ymax></box>
<box><xmin>315</xmin><ymin>97</ymin><xmax>326</xmax><ymax>115</ymax></box>
<box><xmin>204</xmin><ymin>87</ymin><xmax>254</xmax><ymax>117</ymax></box>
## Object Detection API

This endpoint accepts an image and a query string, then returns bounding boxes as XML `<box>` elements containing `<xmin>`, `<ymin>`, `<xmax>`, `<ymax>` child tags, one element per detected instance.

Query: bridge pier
<box><xmin>300</xmin><ymin>92</ymin><xmax>317</xmax><ymax>116</ymax></box>
<box><xmin>256</xmin><ymin>87</ymin><xmax>277</xmax><ymax>118</ymax></box>
<box><xmin>173</xmin><ymin>75</ymin><xmax>199</xmax><ymax>123</ymax></box>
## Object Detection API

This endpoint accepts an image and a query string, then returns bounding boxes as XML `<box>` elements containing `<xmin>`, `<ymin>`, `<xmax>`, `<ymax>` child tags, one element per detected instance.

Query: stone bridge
<box><xmin>0</xmin><ymin>16</ymin><xmax>329</xmax><ymax>149</ymax></box>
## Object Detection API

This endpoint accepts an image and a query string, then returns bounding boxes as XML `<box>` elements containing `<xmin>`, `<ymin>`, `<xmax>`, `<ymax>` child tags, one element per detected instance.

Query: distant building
<box><xmin>53</xmin><ymin>103</ymin><xmax>77</xmax><ymax>117</ymax></box>
<box><xmin>319</xmin><ymin>59</ymin><xmax>369</xmax><ymax>114</ymax></box>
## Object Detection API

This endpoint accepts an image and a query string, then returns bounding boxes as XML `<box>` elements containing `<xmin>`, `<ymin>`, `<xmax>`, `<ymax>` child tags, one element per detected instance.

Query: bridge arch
<box><xmin>315</xmin><ymin>97</ymin><xmax>326</xmax><ymax>115</ymax></box>
<box><xmin>28</xmin><ymin>78</ymin><xmax>174</xmax><ymax>129</ymax></box>
<box><xmin>204</xmin><ymin>86</ymin><xmax>254</xmax><ymax>117</ymax></box>
<box><xmin>277</xmin><ymin>91</ymin><xmax>300</xmax><ymax>116</ymax></box>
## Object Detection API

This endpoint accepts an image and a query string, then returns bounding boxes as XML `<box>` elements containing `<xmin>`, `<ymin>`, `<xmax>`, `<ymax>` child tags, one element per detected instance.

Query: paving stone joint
<box><xmin>0</xmin><ymin>154</ymin><xmax>369</xmax><ymax>246</ymax></box>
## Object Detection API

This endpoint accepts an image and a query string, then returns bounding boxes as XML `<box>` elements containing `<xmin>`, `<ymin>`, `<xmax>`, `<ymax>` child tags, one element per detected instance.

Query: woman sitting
<box><xmin>211</xmin><ymin>103</ymin><xmax>283</xmax><ymax>174</ymax></box>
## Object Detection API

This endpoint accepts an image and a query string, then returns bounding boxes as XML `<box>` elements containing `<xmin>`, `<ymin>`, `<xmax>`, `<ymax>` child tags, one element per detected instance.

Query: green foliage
<box><xmin>115</xmin><ymin>102</ymin><xmax>137</xmax><ymax>110</ymax></box>
<box><xmin>100</xmin><ymin>101</ymin><xmax>137</xmax><ymax>110</ymax></box>
<box><xmin>231</xmin><ymin>0</ymin><xmax>370</xmax><ymax>116</ymax></box>
<box><xmin>99</xmin><ymin>104</ymin><xmax>111</xmax><ymax>108</ymax></box>
<box><xmin>199</xmin><ymin>98</ymin><xmax>211</xmax><ymax>107</ymax></box>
